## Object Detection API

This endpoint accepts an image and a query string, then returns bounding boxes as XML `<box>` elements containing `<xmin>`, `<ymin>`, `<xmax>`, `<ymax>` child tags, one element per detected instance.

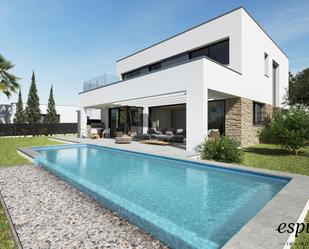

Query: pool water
<box><xmin>33</xmin><ymin>144</ymin><xmax>289</xmax><ymax>249</ymax></box>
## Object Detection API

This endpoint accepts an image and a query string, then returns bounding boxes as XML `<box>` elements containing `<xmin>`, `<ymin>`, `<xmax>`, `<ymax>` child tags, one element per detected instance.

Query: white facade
<box><xmin>0</xmin><ymin>103</ymin><xmax>78</xmax><ymax>123</ymax></box>
<box><xmin>79</xmin><ymin>7</ymin><xmax>289</xmax><ymax>151</ymax></box>
<box><xmin>38</xmin><ymin>104</ymin><xmax>78</xmax><ymax>123</ymax></box>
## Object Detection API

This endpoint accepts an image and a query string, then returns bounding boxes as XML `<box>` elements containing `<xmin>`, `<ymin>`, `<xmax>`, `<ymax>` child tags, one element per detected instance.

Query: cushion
<box><xmin>147</xmin><ymin>128</ymin><xmax>157</xmax><ymax>134</ymax></box>
<box><xmin>167</xmin><ymin>128</ymin><xmax>176</xmax><ymax>134</ymax></box>
<box><xmin>176</xmin><ymin>129</ymin><xmax>184</xmax><ymax>134</ymax></box>
<box><xmin>165</xmin><ymin>131</ymin><xmax>174</xmax><ymax>136</ymax></box>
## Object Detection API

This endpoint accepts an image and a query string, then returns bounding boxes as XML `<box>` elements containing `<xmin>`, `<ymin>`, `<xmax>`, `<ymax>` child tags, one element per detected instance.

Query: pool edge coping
<box><xmin>17</xmin><ymin>140</ymin><xmax>309</xmax><ymax>249</ymax></box>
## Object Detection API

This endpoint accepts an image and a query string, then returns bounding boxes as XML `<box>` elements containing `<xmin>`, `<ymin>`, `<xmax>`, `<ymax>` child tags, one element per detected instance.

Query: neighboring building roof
<box><xmin>117</xmin><ymin>6</ymin><xmax>288</xmax><ymax>62</ymax></box>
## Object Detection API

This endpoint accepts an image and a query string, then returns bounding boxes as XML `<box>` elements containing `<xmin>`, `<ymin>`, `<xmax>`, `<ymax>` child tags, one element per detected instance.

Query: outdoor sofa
<box><xmin>146</xmin><ymin>128</ymin><xmax>186</xmax><ymax>143</ymax></box>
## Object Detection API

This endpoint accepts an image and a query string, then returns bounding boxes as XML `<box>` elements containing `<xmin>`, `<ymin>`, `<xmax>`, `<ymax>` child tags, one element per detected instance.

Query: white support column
<box><xmin>142</xmin><ymin>107</ymin><xmax>149</xmax><ymax>133</ymax></box>
<box><xmin>186</xmin><ymin>90</ymin><xmax>208</xmax><ymax>151</ymax></box>
<box><xmin>186</xmin><ymin>60</ymin><xmax>208</xmax><ymax>153</ymax></box>
<box><xmin>79</xmin><ymin>107</ymin><xmax>87</xmax><ymax>138</ymax></box>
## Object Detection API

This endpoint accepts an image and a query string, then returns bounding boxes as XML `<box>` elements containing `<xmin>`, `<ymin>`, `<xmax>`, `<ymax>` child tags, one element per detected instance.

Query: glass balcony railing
<box><xmin>83</xmin><ymin>74</ymin><xmax>120</xmax><ymax>91</ymax></box>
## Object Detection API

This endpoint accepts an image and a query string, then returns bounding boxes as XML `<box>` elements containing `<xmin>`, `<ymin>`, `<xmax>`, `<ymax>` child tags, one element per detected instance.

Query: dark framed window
<box><xmin>189</xmin><ymin>46</ymin><xmax>209</xmax><ymax>59</ymax></box>
<box><xmin>149</xmin><ymin>62</ymin><xmax>161</xmax><ymax>71</ymax></box>
<box><xmin>122</xmin><ymin>38</ymin><xmax>229</xmax><ymax>80</ymax></box>
<box><xmin>253</xmin><ymin>102</ymin><xmax>264</xmax><ymax>125</ymax></box>
<box><xmin>122</xmin><ymin>72</ymin><xmax>132</xmax><ymax>79</ymax></box>
<box><xmin>264</xmin><ymin>53</ymin><xmax>269</xmax><ymax>76</ymax></box>
<box><xmin>108</xmin><ymin>106</ymin><xmax>143</xmax><ymax>136</ymax></box>
<box><xmin>208</xmin><ymin>39</ymin><xmax>229</xmax><ymax>64</ymax></box>
<box><xmin>189</xmin><ymin>39</ymin><xmax>229</xmax><ymax>64</ymax></box>
<box><xmin>208</xmin><ymin>100</ymin><xmax>225</xmax><ymax>134</ymax></box>
<box><xmin>122</xmin><ymin>66</ymin><xmax>148</xmax><ymax>79</ymax></box>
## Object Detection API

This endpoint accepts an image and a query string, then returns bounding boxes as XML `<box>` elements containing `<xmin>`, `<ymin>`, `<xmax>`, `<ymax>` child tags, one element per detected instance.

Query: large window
<box><xmin>109</xmin><ymin>107</ymin><xmax>143</xmax><ymax>136</ymax></box>
<box><xmin>208</xmin><ymin>39</ymin><xmax>229</xmax><ymax>64</ymax></box>
<box><xmin>149</xmin><ymin>104</ymin><xmax>186</xmax><ymax>130</ymax></box>
<box><xmin>264</xmin><ymin>53</ymin><xmax>269</xmax><ymax>76</ymax></box>
<box><xmin>189</xmin><ymin>46</ymin><xmax>209</xmax><ymax>59</ymax></box>
<box><xmin>122</xmin><ymin>38</ymin><xmax>229</xmax><ymax>80</ymax></box>
<box><xmin>272</xmin><ymin>60</ymin><xmax>279</xmax><ymax>106</ymax></box>
<box><xmin>190</xmin><ymin>39</ymin><xmax>229</xmax><ymax>65</ymax></box>
<box><xmin>122</xmin><ymin>66</ymin><xmax>148</xmax><ymax>79</ymax></box>
<box><xmin>208</xmin><ymin>100</ymin><xmax>225</xmax><ymax>134</ymax></box>
<box><xmin>149</xmin><ymin>62</ymin><xmax>161</xmax><ymax>71</ymax></box>
<box><xmin>253</xmin><ymin>102</ymin><xmax>264</xmax><ymax>125</ymax></box>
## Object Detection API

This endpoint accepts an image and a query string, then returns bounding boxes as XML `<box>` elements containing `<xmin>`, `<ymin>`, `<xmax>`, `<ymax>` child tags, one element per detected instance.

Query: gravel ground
<box><xmin>0</xmin><ymin>165</ymin><xmax>167</xmax><ymax>249</ymax></box>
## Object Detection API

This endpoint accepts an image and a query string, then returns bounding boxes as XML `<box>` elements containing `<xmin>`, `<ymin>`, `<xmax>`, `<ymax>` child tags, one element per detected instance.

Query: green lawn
<box><xmin>244</xmin><ymin>144</ymin><xmax>309</xmax><ymax>249</ymax></box>
<box><xmin>292</xmin><ymin>211</ymin><xmax>309</xmax><ymax>249</ymax></box>
<box><xmin>0</xmin><ymin>136</ymin><xmax>63</xmax><ymax>248</ymax></box>
<box><xmin>243</xmin><ymin>144</ymin><xmax>309</xmax><ymax>176</ymax></box>
<box><xmin>0</xmin><ymin>136</ymin><xmax>62</xmax><ymax>167</ymax></box>
<box><xmin>0</xmin><ymin>208</ymin><xmax>14</xmax><ymax>249</ymax></box>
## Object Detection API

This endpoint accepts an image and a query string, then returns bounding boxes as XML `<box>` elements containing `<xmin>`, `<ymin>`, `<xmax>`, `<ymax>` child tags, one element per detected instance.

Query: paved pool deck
<box><xmin>48</xmin><ymin>135</ymin><xmax>196</xmax><ymax>159</ymax></box>
<box><xmin>3</xmin><ymin>135</ymin><xmax>309</xmax><ymax>248</ymax></box>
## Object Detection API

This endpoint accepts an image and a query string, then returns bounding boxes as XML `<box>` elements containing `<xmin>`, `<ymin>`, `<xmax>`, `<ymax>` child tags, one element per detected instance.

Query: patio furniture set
<box><xmin>86</xmin><ymin>124</ymin><xmax>186</xmax><ymax>146</ymax></box>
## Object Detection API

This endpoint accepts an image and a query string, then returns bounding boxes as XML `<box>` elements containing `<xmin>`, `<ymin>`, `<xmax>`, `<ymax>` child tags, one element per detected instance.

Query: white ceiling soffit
<box><xmin>113</xmin><ymin>91</ymin><xmax>186</xmax><ymax>107</ymax></box>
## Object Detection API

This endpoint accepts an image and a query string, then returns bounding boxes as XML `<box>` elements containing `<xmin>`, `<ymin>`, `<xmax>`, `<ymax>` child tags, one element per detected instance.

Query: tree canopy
<box><xmin>25</xmin><ymin>71</ymin><xmax>41</xmax><ymax>124</ymax></box>
<box><xmin>269</xmin><ymin>106</ymin><xmax>309</xmax><ymax>155</ymax></box>
<box><xmin>287</xmin><ymin>68</ymin><xmax>309</xmax><ymax>107</ymax></box>
<box><xmin>13</xmin><ymin>89</ymin><xmax>26</xmax><ymax>123</ymax></box>
<box><xmin>45</xmin><ymin>86</ymin><xmax>59</xmax><ymax>123</ymax></box>
<box><xmin>0</xmin><ymin>54</ymin><xmax>19</xmax><ymax>98</ymax></box>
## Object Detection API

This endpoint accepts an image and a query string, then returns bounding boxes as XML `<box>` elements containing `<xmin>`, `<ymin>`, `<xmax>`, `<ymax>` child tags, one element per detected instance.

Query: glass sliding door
<box><xmin>208</xmin><ymin>100</ymin><xmax>225</xmax><ymax>134</ymax></box>
<box><xmin>118</xmin><ymin>107</ymin><xmax>127</xmax><ymax>133</ymax></box>
<box><xmin>109</xmin><ymin>108</ymin><xmax>119</xmax><ymax>136</ymax></box>
<box><xmin>109</xmin><ymin>106</ymin><xmax>143</xmax><ymax>136</ymax></box>
<box><xmin>128</xmin><ymin>107</ymin><xmax>143</xmax><ymax>134</ymax></box>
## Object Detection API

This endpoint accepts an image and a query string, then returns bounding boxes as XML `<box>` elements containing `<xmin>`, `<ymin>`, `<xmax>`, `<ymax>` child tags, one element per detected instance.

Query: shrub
<box><xmin>258</xmin><ymin>125</ymin><xmax>275</xmax><ymax>144</ymax></box>
<box><xmin>269</xmin><ymin>106</ymin><xmax>309</xmax><ymax>155</ymax></box>
<box><xmin>199</xmin><ymin>136</ymin><xmax>243</xmax><ymax>163</ymax></box>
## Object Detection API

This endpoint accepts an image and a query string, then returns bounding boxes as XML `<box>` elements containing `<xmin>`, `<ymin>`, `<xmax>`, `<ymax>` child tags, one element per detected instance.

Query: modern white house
<box><xmin>0</xmin><ymin>103</ymin><xmax>78</xmax><ymax>124</ymax></box>
<box><xmin>78</xmin><ymin>7</ymin><xmax>288</xmax><ymax>151</ymax></box>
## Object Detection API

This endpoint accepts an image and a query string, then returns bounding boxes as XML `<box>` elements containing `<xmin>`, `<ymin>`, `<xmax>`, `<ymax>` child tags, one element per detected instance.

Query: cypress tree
<box><xmin>25</xmin><ymin>71</ymin><xmax>41</xmax><ymax>124</ymax></box>
<box><xmin>13</xmin><ymin>89</ymin><xmax>26</xmax><ymax>123</ymax></box>
<box><xmin>45</xmin><ymin>86</ymin><xmax>59</xmax><ymax>123</ymax></box>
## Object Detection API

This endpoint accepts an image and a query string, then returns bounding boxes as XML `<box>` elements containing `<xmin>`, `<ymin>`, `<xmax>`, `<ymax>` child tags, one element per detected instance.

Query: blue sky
<box><xmin>1</xmin><ymin>0</ymin><xmax>308</xmax><ymax>105</ymax></box>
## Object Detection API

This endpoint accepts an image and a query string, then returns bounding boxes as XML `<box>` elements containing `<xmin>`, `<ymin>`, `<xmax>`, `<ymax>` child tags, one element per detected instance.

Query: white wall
<box><xmin>39</xmin><ymin>105</ymin><xmax>78</xmax><ymax>123</ymax></box>
<box><xmin>86</xmin><ymin>108</ymin><xmax>101</xmax><ymax>120</ymax></box>
<box><xmin>80</xmin><ymin>59</ymin><xmax>208</xmax><ymax>151</ymax></box>
<box><xmin>117</xmin><ymin>8</ymin><xmax>242</xmax><ymax>75</ymax></box>
<box><xmin>115</xmin><ymin>7</ymin><xmax>288</xmax><ymax>107</ymax></box>
<box><xmin>240</xmin><ymin>9</ymin><xmax>288</xmax><ymax>106</ymax></box>
<box><xmin>8</xmin><ymin>103</ymin><xmax>78</xmax><ymax>123</ymax></box>
<box><xmin>80</xmin><ymin>60</ymin><xmax>202</xmax><ymax>107</ymax></box>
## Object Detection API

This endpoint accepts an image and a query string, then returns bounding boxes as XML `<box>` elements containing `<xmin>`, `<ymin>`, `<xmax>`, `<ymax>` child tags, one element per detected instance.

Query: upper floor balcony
<box><xmin>83</xmin><ymin>74</ymin><xmax>120</xmax><ymax>92</ymax></box>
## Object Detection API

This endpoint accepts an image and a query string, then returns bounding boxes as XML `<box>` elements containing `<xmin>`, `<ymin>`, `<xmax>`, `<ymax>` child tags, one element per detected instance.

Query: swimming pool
<box><xmin>33</xmin><ymin>144</ymin><xmax>289</xmax><ymax>249</ymax></box>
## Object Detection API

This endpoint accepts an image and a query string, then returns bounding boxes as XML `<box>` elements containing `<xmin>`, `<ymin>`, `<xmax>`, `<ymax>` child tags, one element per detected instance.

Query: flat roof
<box><xmin>117</xmin><ymin>6</ymin><xmax>288</xmax><ymax>62</ymax></box>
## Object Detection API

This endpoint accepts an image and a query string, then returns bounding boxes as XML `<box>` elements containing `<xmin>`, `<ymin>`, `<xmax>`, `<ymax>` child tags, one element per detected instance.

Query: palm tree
<box><xmin>0</xmin><ymin>54</ymin><xmax>19</xmax><ymax>97</ymax></box>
